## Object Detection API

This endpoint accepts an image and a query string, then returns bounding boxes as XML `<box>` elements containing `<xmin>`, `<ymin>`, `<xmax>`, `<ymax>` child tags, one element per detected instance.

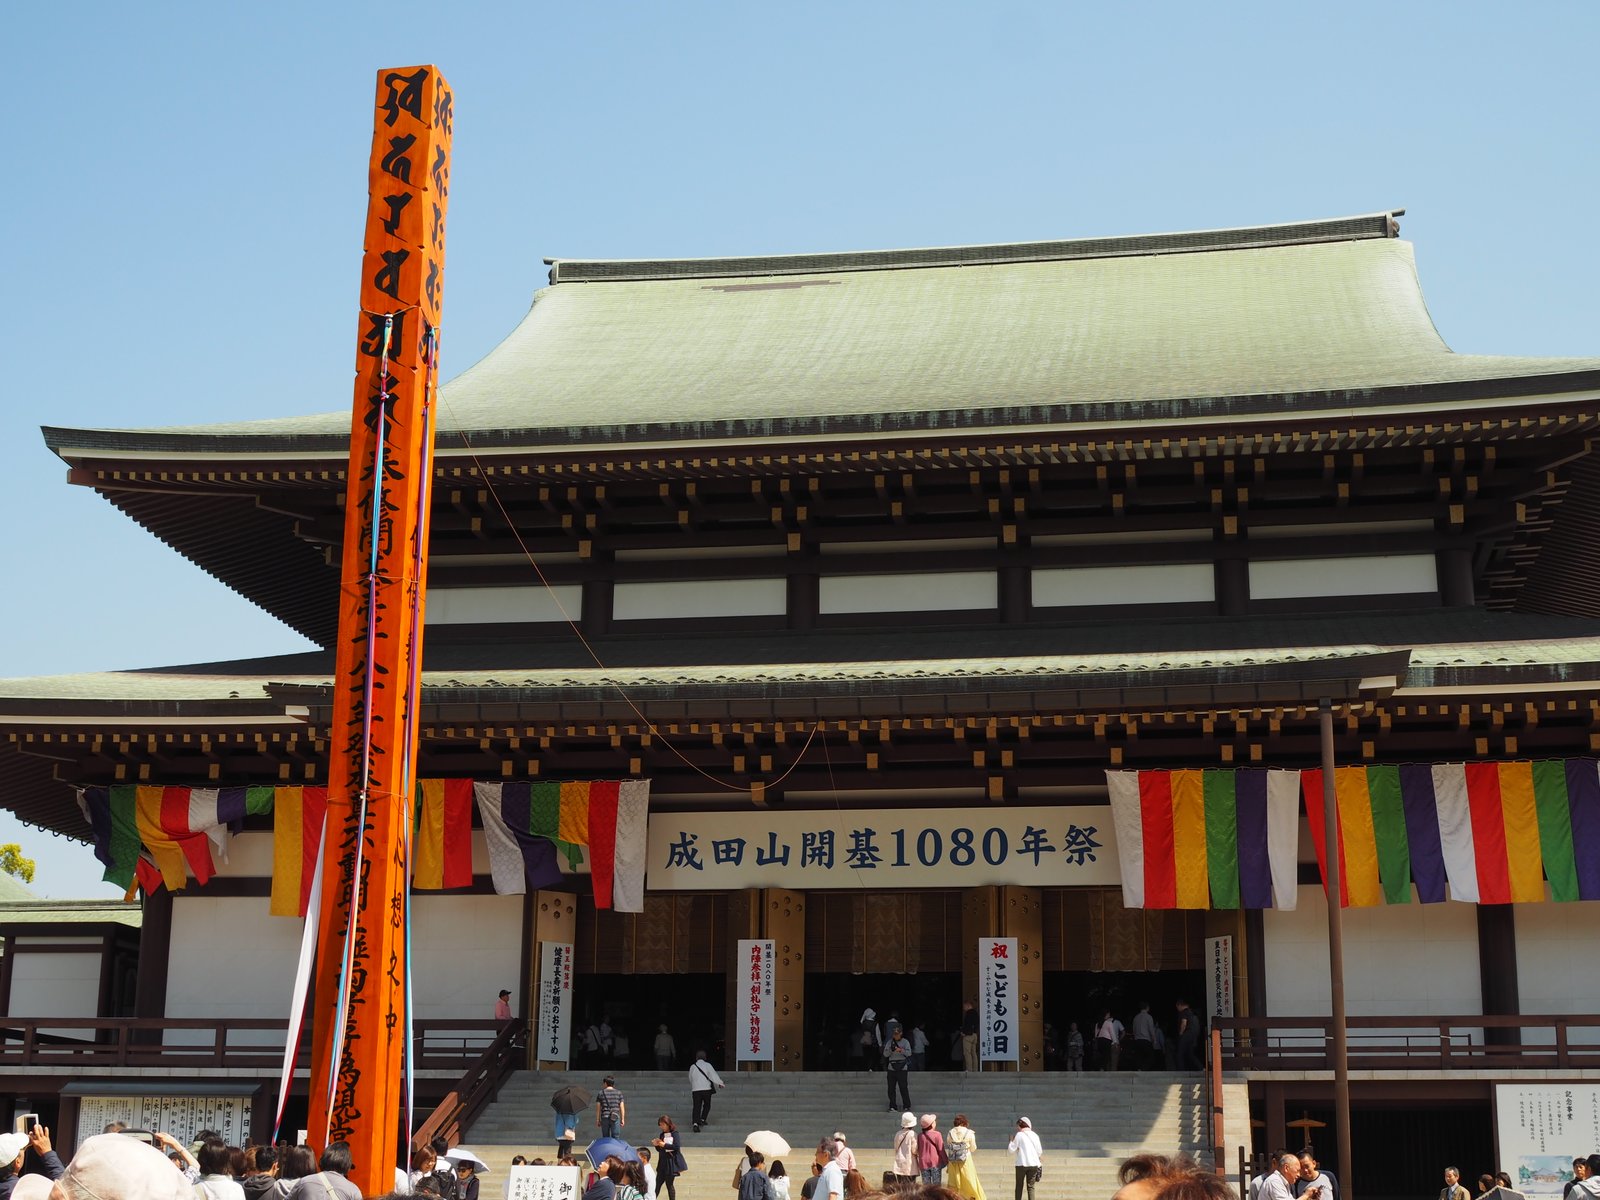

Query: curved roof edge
<box><xmin>545</xmin><ymin>212</ymin><xmax>1401</xmax><ymax>283</ymax></box>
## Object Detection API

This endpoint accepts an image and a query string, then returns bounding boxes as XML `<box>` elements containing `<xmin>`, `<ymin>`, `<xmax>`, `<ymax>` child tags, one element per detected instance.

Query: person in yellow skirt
<box><xmin>945</xmin><ymin>1114</ymin><xmax>986</xmax><ymax>1200</ymax></box>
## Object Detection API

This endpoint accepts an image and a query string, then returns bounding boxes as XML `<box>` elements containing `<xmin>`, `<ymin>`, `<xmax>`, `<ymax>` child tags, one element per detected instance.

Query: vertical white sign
<box><xmin>536</xmin><ymin>941</ymin><xmax>574</xmax><ymax>1066</ymax></box>
<box><xmin>1495</xmin><ymin>1084</ymin><xmax>1600</xmax><ymax>1195</ymax></box>
<box><xmin>506</xmin><ymin>1165</ymin><xmax>583</xmax><ymax>1200</ymax></box>
<box><xmin>737</xmin><ymin>938</ymin><xmax>775</xmax><ymax>1063</ymax></box>
<box><xmin>979</xmin><ymin>937</ymin><xmax>1018</xmax><ymax>1063</ymax></box>
<box><xmin>1205</xmin><ymin>935</ymin><xmax>1235</xmax><ymax>1019</ymax></box>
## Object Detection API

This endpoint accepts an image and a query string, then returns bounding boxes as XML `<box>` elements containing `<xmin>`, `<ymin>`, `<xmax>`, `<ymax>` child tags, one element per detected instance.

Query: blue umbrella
<box><xmin>586</xmin><ymin>1138</ymin><xmax>642</xmax><ymax>1167</ymax></box>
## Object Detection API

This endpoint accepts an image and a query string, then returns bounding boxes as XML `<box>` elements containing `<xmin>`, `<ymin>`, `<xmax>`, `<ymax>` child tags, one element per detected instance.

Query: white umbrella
<box><xmin>444</xmin><ymin>1148</ymin><xmax>489</xmax><ymax>1172</ymax></box>
<box><xmin>744</xmin><ymin>1132</ymin><xmax>791</xmax><ymax>1161</ymax></box>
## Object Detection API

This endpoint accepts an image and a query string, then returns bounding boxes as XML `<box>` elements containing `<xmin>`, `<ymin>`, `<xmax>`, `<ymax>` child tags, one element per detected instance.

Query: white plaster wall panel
<box><xmin>1514</xmin><ymin>892</ymin><xmax>1600</xmax><ymax>1045</ymax></box>
<box><xmin>7</xmin><ymin>951</ymin><xmax>102</xmax><ymax>1019</ymax></box>
<box><xmin>613</xmin><ymin>578</ymin><xmax>786</xmax><ymax>621</ymax></box>
<box><xmin>1262</xmin><ymin>885</ymin><xmax>1481</xmax><ymax>1044</ymax></box>
<box><xmin>819</xmin><ymin>571</ymin><xmax>996</xmax><ymax>614</ymax></box>
<box><xmin>1249</xmin><ymin>553</ymin><xmax>1437</xmax><ymax>600</ymax></box>
<box><xmin>167</xmin><ymin>895</ymin><xmax>300</xmax><ymax>1043</ymax></box>
<box><xmin>1032</xmin><ymin>563</ymin><xmax>1214</xmax><ymax>608</ymax></box>
<box><xmin>428</xmin><ymin>584</ymin><xmax>582</xmax><ymax>625</ymax></box>
<box><xmin>410</xmin><ymin>893</ymin><xmax>524</xmax><ymax>1020</ymax></box>
<box><xmin>210</xmin><ymin>831</ymin><xmax>494</xmax><ymax>879</ymax></box>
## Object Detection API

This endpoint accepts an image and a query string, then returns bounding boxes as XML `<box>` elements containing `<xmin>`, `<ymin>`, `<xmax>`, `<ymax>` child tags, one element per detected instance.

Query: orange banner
<box><xmin>307</xmin><ymin>64</ymin><xmax>451</xmax><ymax>1194</ymax></box>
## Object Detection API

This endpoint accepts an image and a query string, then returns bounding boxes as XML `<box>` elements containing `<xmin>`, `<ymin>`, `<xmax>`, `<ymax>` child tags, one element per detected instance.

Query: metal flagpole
<box><xmin>1318</xmin><ymin>698</ymin><xmax>1354</xmax><ymax>1199</ymax></box>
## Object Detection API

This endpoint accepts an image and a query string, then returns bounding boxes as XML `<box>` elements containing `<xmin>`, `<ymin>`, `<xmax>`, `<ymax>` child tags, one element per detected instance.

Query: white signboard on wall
<box><xmin>506</xmin><ymin>1165</ymin><xmax>583</xmax><ymax>1200</ymax></box>
<box><xmin>1495</xmin><ymin>1084</ymin><xmax>1600</xmax><ymax>1195</ymax></box>
<box><xmin>980</xmin><ymin>937</ymin><xmax>1018</xmax><ymax>1063</ymax></box>
<box><xmin>648</xmin><ymin>806</ymin><xmax>1117</xmax><ymax>891</ymax></box>
<box><xmin>736</xmin><ymin>938</ymin><xmax>775</xmax><ymax>1063</ymax></box>
<box><xmin>536</xmin><ymin>941</ymin><xmax>574</xmax><ymax>1066</ymax></box>
<box><xmin>1205</xmin><ymin>935</ymin><xmax>1235</xmax><ymax>1019</ymax></box>
<box><xmin>73</xmin><ymin>1095</ymin><xmax>250</xmax><ymax>1150</ymax></box>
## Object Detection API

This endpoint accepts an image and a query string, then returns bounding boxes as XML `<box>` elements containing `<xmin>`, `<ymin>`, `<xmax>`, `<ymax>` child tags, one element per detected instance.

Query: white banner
<box><xmin>980</xmin><ymin>937</ymin><xmax>1018</xmax><ymax>1063</ymax></box>
<box><xmin>1495</xmin><ymin>1085</ymin><xmax>1600</xmax><ymax>1195</ymax></box>
<box><xmin>737</xmin><ymin>938</ymin><xmax>775</xmax><ymax>1063</ymax></box>
<box><xmin>1205</xmin><ymin>935</ymin><xmax>1235</xmax><ymax>1019</ymax></box>
<box><xmin>506</xmin><ymin>1165</ymin><xmax>583</xmax><ymax>1200</ymax></box>
<box><xmin>536</xmin><ymin>941</ymin><xmax>574</xmax><ymax>1066</ymax></box>
<box><xmin>648</xmin><ymin>806</ymin><xmax>1117</xmax><ymax>891</ymax></box>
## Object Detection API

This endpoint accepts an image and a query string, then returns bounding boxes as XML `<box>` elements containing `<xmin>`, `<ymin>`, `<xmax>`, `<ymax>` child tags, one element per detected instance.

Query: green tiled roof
<box><xmin>42</xmin><ymin>215</ymin><xmax>1600</xmax><ymax>456</ymax></box>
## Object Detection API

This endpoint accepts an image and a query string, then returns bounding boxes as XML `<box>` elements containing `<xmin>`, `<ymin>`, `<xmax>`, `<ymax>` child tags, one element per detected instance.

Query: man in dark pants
<box><xmin>883</xmin><ymin>1025</ymin><xmax>912</xmax><ymax>1111</ymax></box>
<box><xmin>688</xmin><ymin>1050</ymin><xmax>724</xmax><ymax>1132</ymax></box>
<box><xmin>1175</xmin><ymin>998</ymin><xmax>1203</xmax><ymax>1069</ymax></box>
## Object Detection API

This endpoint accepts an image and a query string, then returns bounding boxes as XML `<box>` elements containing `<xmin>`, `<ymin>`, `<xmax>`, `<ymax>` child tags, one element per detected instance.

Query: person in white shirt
<box><xmin>687</xmin><ymin>1050</ymin><xmax>725</xmax><ymax>1132</ymax></box>
<box><xmin>1007</xmin><ymin>1118</ymin><xmax>1042</xmax><ymax>1200</ymax></box>
<box><xmin>812</xmin><ymin>1139</ymin><xmax>843</xmax><ymax>1200</ymax></box>
<box><xmin>1261</xmin><ymin>1153</ymin><xmax>1304</xmax><ymax>1200</ymax></box>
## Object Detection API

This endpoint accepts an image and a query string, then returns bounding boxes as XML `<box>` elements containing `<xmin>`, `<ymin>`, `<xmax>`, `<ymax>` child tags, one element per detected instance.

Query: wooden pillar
<box><xmin>763</xmin><ymin>889</ymin><xmax>806</xmax><ymax>1070</ymax></box>
<box><xmin>1477</xmin><ymin>904</ymin><xmax>1520</xmax><ymax>1047</ymax></box>
<box><xmin>727</xmin><ymin>890</ymin><xmax>761</xmax><ymax>1071</ymax></box>
<box><xmin>530</xmin><ymin>890</ymin><xmax>577</xmax><ymax>1070</ymax></box>
<box><xmin>961</xmin><ymin>886</ymin><xmax>999</xmax><ymax>1047</ymax></box>
<box><xmin>1000</xmin><ymin>885</ymin><xmax>1044</xmax><ymax>1071</ymax></box>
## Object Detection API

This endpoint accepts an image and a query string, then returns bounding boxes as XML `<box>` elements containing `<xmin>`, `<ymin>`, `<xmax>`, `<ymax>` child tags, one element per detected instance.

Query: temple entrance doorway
<box><xmin>803</xmin><ymin>971</ymin><xmax>963</xmax><ymax>1071</ymax></box>
<box><xmin>571</xmin><ymin>972</ymin><xmax>729</xmax><ymax>1071</ymax></box>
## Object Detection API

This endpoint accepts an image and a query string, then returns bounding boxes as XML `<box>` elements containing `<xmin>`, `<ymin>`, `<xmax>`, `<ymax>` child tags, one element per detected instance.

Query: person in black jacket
<box><xmin>240</xmin><ymin>1145</ymin><xmax>279</xmax><ymax>1200</ymax></box>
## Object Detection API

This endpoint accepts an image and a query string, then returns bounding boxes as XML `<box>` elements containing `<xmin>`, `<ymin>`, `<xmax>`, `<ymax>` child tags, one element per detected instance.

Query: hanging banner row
<box><xmin>648</xmin><ymin>806</ymin><xmax>1118</xmax><ymax>891</ymax></box>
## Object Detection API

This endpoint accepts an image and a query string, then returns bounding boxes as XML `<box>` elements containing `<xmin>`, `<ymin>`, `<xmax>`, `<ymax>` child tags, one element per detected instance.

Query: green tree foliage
<box><xmin>0</xmin><ymin>844</ymin><xmax>36</xmax><ymax>884</ymax></box>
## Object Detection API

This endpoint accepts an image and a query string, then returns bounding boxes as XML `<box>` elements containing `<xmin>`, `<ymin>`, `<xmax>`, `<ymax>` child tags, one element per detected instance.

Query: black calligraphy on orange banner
<box><xmin>307</xmin><ymin>65</ymin><xmax>451</xmax><ymax>1197</ymax></box>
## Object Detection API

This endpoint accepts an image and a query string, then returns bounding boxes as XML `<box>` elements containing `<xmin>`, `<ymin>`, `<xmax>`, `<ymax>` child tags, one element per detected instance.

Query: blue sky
<box><xmin>5</xmin><ymin>0</ymin><xmax>1597</xmax><ymax>895</ymax></box>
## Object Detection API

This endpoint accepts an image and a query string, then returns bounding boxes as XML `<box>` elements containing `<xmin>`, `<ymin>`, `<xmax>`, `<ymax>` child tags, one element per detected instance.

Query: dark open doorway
<box><xmin>1045</xmin><ymin>968</ymin><xmax>1206</xmax><ymax>1069</ymax></box>
<box><xmin>572</xmin><ymin>972</ymin><xmax>727</xmax><ymax>1070</ymax></box>
<box><xmin>804</xmin><ymin>971</ymin><xmax>963</xmax><ymax>1071</ymax></box>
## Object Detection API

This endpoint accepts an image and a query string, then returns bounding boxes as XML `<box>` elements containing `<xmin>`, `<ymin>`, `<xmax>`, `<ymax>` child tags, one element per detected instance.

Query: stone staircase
<box><xmin>461</xmin><ymin>1070</ymin><xmax>1250</xmax><ymax>1200</ymax></box>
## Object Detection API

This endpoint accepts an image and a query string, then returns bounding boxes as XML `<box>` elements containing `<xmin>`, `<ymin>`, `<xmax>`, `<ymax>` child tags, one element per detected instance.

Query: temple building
<box><xmin>3</xmin><ymin>212</ymin><xmax>1599</xmax><ymax>1193</ymax></box>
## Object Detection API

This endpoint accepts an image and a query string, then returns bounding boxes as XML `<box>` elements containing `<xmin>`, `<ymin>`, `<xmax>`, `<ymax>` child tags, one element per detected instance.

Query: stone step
<box><xmin>462</xmin><ymin>1070</ymin><xmax>1225</xmax><ymax>1200</ymax></box>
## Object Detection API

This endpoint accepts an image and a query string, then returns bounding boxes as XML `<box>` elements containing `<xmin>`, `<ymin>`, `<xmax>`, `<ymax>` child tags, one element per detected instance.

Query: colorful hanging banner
<box><xmin>473</xmin><ymin>780</ymin><xmax>651</xmax><ymax>912</ymax></box>
<box><xmin>1104</xmin><ymin>769</ymin><xmax>1300</xmax><ymax>910</ymax></box>
<box><xmin>1303</xmin><ymin>760</ymin><xmax>1600</xmax><ymax>906</ymax></box>
<box><xmin>414</xmin><ymin>778</ymin><xmax>474</xmax><ymax>889</ymax></box>
<box><xmin>78</xmin><ymin>784</ymin><xmax>274</xmax><ymax>895</ymax></box>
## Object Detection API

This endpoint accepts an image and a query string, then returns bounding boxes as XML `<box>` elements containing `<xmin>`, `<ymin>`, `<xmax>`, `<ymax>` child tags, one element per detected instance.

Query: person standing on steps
<box><xmin>596</xmin><ymin>1075</ymin><xmax>627</xmax><ymax>1138</ymax></box>
<box><xmin>1131</xmin><ymin>1001</ymin><xmax>1157</xmax><ymax>1071</ymax></box>
<box><xmin>652</xmin><ymin>1117</ymin><xmax>683</xmax><ymax>1200</ymax></box>
<box><xmin>859</xmin><ymin>1009</ymin><xmax>882</xmax><ymax>1072</ymax></box>
<box><xmin>654</xmin><ymin>1025</ymin><xmax>678</xmax><ymax>1071</ymax></box>
<box><xmin>1007</xmin><ymin>1117</ymin><xmax>1042</xmax><ymax>1200</ymax></box>
<box><xmin>891</xmin><ymin>1113</ymin><xmax>918</xmax><ymax>1190</ymax></box>
<box><xmin>883</xmin><ymin>1026</ymin><xmax>913</xmax><ymax>1112</ymax></box>
<box><xmin>831</xmin><ymin>1135</ymin><xmax>855</xmax><ymax>1175</ymax></box>
<box><xmin>961</xmin><ymin>1001</ymin><xmax>980</xmax><ymax>1071</ymax></box>
<box><xmin>916</xmin><ymin>1115</ymin><xmax>946</xmax><ymax>1187</ymax></box>
<box><xmin>944</xmin><ymin>1115</ymin><xmax>986</xmax><ymax>1200</ymax></box>
<box><xmin>688</xmin><ymin>1049</ymin><xmax>726</xmax><ymax>1132</ymax></box>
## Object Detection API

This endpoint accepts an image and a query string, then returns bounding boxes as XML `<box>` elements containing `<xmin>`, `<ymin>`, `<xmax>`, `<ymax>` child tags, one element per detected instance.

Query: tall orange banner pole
<box><xmin>307</xmin><ymin>65</ymin><xmax>452</xmax><ymax>1194</ymax></box>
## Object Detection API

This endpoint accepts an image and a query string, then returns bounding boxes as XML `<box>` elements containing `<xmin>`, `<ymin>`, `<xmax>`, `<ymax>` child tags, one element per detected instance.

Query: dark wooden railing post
<box><xmin>1210</xmin><ymin>1028</ymin><xmax>1226</xmax><ymax>1174</ymax></box>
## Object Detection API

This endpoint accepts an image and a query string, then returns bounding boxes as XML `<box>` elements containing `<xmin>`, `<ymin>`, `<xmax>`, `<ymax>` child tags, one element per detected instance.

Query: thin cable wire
<box><xmin>443</xmin><ymin>425</ymin><xmax>825</xmax><ymax>794</ymax></box>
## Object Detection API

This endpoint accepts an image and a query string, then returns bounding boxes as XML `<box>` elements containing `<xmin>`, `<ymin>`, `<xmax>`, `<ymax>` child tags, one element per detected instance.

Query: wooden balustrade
<box><xmin>0</xmin><ymin>1017</ymin><xmax>506</xmax><ymax>1071</ymax></box>
<box><xmin>1213</xmin><ymin>1014</ymin><xmax>1600</xmax><ymax>1070</ymax></box>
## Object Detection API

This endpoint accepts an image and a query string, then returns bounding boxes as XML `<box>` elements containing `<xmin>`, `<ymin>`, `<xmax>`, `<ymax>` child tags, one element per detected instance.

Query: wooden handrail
<box><xmin>0</xmin><ymin>1017</ymin><xmax>507</xmax><ymax>1072</ymax></box>
<box><xmin>1212</xmin><ymin>1014</ymin><xmax>1600</xmax><ymax>1070</ymax></box>
<box><xmin>411</xmin><ymin>1022</ymin><xmax>526</xmax><ymax>1152</ymax></box>
<box><xmin>1208</xmin><ymin>1027</ymin><xmax>1226</xmax><ymax>1174</ymax></box>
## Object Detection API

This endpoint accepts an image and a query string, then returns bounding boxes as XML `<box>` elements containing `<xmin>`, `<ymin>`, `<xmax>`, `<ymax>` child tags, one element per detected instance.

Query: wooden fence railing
<box><xmin>1213</xmin><ymin>1014</ymin><xmax>1600</xmax><ymax>1070</ymax></box>
<box><xmin>0</xmin><ymin>1017</ymin><xmax>508</xmax><ymax>1072</ymax></box>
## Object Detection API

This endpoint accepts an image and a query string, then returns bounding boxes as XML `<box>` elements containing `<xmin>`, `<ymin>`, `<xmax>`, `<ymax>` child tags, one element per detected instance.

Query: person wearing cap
<box><xmin>0</xmin><ymin>1126</ymin><xmax>63</xmax><ymax>1200</ymax></box>
<box><xmin>1006</xmin><ymin>1118</ymin><xmax>1042</xmax><ymax>1200</ymax></box>
<box><xmin>495</xmin><ymin>989</ymin><xmax>513</xmax><ymax>1024</ymax></box>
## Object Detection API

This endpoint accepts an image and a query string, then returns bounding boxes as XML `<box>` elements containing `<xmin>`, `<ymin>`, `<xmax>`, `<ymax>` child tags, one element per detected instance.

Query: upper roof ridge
<box><xmin>545</xmin><ymin>211</ymin><xmax>1403</xmax><ymax>284</ymax></box>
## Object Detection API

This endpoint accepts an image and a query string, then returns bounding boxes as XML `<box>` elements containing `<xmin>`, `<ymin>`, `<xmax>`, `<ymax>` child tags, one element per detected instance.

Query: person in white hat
<box><xmin>0</xmin><ymin>1125</ymin><xmax>63</xmax><ymax>1200</ymax></box>
<box><xmin>11</xmin><ymin>1133</ymin><xmax>190</xmax><ymax>1200</ymax></box>
<box><xmin>1007</xmin><ymin>1119</ymin><xmax>1043</xmax><ymax>1200</ymax></box>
